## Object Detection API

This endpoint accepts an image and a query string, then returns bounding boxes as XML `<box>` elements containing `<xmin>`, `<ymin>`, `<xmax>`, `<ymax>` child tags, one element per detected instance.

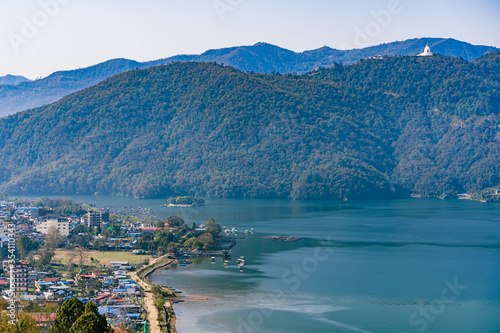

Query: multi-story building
<box><xmin>86</xmin><ymin>210</ymin><xmax>109</xmax><ymax>229</ymax></box>
<box><xmin>2</xmin><ymin>261</ymin><xmax>30</xmax><ymax>293</ymax></box>
<box><xmin>35</xmin><ymin>219</ymin><xmax>70</xmax><ymax>237</ymax></box>
<box><xmin>86</xmin><ymin>211</ymin><xmax>102</xmax><ymax>229</ymax></box>
<box><xmin>0</xmin><ymin>222</ymin><xmax>16</xmax><ymax>239</ymax></box>
<box><xmin>28</xmin><ymin>271</ymin><xmax>37</xmax><ymax>289</ymax></box>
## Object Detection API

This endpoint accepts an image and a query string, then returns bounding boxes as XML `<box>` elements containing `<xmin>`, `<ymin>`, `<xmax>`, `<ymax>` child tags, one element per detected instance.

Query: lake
<box><xmin>24</xmin><ymin>195</ymin><xmax>500</xmax><ymax>332</ymax></box>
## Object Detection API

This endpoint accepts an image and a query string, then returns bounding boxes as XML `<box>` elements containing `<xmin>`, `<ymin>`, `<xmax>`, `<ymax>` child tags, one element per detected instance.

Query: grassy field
<box><xmin>54</xmin><ymin>249</ymin><xmax>151</xmax><ymax>267</ymax></box>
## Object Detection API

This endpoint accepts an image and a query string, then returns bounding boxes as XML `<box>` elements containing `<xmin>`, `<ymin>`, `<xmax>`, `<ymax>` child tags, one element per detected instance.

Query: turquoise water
<box><xmin>24</xmin><ymin>195</ymin><xmax>500</xmax><ymax>332</ymax></box>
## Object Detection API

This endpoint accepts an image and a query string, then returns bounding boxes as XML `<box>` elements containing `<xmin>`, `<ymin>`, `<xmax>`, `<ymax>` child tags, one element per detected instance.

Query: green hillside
<box><xmin>1</xmin><ymin>38</ymin><xmax>497</xmax><ymax>117</ymax></box>
<box><xmin>0</xmin><ymin>52</ymin><xmax>498</xmax><ymax>200</ymax></box>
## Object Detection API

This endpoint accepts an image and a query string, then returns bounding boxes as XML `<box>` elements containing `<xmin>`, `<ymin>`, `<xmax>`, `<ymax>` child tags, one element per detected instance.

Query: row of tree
<box><xmin>0</xmin><ymin>298</ymin><xmax>113</xmax><ymax>333</ymax></box>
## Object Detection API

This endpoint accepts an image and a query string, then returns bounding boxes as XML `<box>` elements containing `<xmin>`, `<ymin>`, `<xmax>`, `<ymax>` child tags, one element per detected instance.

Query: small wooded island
<box><xmin>164</xmin><ymin>196</ymin><xmax>205</xmax><ymax>207</ymax></box>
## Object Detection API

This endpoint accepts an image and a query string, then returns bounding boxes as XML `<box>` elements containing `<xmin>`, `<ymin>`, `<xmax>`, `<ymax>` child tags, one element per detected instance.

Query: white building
<box><xmin>418</xmin><ymin>44</ymin><xmax>433</xmax><ymax>56</ymax></box>
<box><xmin>35</xmin><ymin>219</ymin><xmax>70</xmax><ymax>237</ymax></box>
<box><xmin>0</xmin><ymin>222</ymin><xmax>16</xmax><ymax>239</ymax></box>
<box><xmin>110</xmin><ymin>261</ymin><xmax>130</xmax><ymax>269</ymax></box>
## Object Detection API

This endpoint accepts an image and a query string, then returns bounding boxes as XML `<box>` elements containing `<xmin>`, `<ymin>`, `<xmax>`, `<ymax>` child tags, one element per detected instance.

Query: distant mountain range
<box><xmin>0</xmin><ymin>52</ymin><xmax>498</xmax><ymax>200</ymax></box>
<box><xmin>0</xmin><ymin>74</ymin><xmax>30</xmax><ymax>86</ymax></box>
<box><xmin>0</xmin><ymin>37</ymin><xmax>497</xmax><ymax>117</ymax></box>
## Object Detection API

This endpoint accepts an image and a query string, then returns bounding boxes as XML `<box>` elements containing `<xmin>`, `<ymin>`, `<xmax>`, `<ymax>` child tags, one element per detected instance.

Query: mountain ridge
<box><xmin>0</xmin><ymin>37</ymin><xmax>498</xmax><ymax>117</ymax></box>
<box><xmin>0</xmin><ymin>74</ymin><xmax>31</xmax><ymax>86</ymax></box>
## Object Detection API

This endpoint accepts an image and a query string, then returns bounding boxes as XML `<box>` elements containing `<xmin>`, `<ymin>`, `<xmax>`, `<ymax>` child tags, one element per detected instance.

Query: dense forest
<box><xmin>0</xmin><ymin>38</ymin><xmax>497</xmax><ymax>117</ymax></box>
<box><xmin>0</xmin><ymin>51</ymin><xmax>498</xmax><ymax>200</ymax></box>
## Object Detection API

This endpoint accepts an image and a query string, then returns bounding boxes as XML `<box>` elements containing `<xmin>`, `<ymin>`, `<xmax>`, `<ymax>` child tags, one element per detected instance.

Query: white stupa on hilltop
<box><xmin>418</xmin><ymin>44</ymin><xmax>433</xmax><ymax>56</ymax></box>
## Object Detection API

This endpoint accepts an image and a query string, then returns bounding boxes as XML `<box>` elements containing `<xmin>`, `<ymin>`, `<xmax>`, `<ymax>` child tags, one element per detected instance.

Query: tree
<box><xmin>52</xmin><ymin>298</ymin><xmax>84</xmax><ymax>333</ymax></box>
<box><xmin>23</xmin><ymin>301</ymin><xmax>42</xmax><ymax>312</ymax></box>
<box><xmin>197</xmin><ymin>233</ymin><xmax>215</xmax><ymax>249</ymax></box>
<box><xmin>74</xmin><ymin>247</ymin><xmax>86</xmax><ymax>268</ymax></box>
<box><xmin>69</xmin><ymin>301</ymin><xmax>111</xmax><ymax>333</ymax></box>
<box><xmin>0</xmin><ymin>299</ymin><xmax>7</xmax><ymax>311</ymax></box>
<box><xmin>18</xmin><ymin>235</ymin><xmax>30</xmax><ymax>259</ymax></box>
<box><xmin>18</xmin><ymin>236</ymin><xmax>39</xmax><ymax>259</ymax></box>
<box><xmin>166</xmin><ymin>216</ymin><xmax>184</xmax><ymax>227</ymax></box>
<box><xmin>206</xmin><ymin>219</ymin><xmax>222</xmax><ymax>237</ymax></box>
<box><xmin>37</xmin><ymin>242</ymin><xmax>55</xmax><ymax>269</ymax></box>
<box><xmin>166</xmin><ymin>242</ymin><xmax>177</xmax><ymax>254</ymax></box>
<box><xmin>92</xmin><ymin>239</ymin><xmax>100</xmax><ymax>249</ymax></box>
<box><xmin>0</xmin><ymin>312</ymin><xmax>41</xmax><ymax>333</ymax></box>
<box><xmin>46</xmin><ymin>226</ymin><xmax>63</xmax><ymax>248</ymax></box>
<box><xmin>154</xmin><ymin>294</ymin><xmax>165</xmax><ymax>311</ymax></box>
<box><xmin>183</xmin><ymin>237</ymin><xmax>197</xmax><ymax>249</ymax></box>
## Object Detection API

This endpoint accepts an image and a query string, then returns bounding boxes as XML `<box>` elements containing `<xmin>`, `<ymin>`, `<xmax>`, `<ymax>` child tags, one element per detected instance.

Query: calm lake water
<box><xmin>23</xmin><ymin>195</ymin><xmax>500</xmax><ymax>332</ymax></box>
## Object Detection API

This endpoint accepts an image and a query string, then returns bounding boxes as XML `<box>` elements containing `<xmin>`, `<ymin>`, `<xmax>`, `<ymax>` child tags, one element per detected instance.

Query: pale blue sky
<box><xmin>1</xmin><ymin>0</ymin><xmax>499</xmax><ymax>79</ymax></box>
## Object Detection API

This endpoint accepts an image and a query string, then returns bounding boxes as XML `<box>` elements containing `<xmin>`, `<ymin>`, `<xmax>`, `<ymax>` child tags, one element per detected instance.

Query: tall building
<box><xmin>2</xmin><ymin>261</ymin><xmax>30</xmax><ymax>293</ymax></box>
<box><xmin>86</xmin><ymin>211</ymin><xmax>102</xmax><ymax>229</ymax></box>
<box><xmin>86</xmin><ymin>210</ymin><xmax>109</xmax><ymax>229</ymax></box>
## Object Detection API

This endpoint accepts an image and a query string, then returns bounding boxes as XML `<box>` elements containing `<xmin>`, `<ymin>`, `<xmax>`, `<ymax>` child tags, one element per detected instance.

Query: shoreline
<box><xmin>129</xmin><ymin>255</ymin><xmax>179</xmax><ymax>333</ymax></box>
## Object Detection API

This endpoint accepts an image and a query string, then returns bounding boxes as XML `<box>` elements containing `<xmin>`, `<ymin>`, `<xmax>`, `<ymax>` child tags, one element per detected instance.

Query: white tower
<box><xmin>418</xmin><ymin>44</ymin><xmax>433</xmax><ymax>57</ymax></box>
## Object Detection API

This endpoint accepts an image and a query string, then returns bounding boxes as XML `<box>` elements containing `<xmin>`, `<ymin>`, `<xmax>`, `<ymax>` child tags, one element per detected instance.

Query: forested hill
<box><xmin>0</xmin><ymin>53</ymin><xmax>498</xmax><ymax>200</ymax></box>
<box><xmin>0</xmin><ymin>38</ymin><xmax>497</xmax><ymax>117</ymax></box>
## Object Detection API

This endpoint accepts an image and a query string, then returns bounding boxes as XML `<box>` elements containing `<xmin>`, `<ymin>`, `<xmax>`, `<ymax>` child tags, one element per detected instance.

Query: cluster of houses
<box><xmin>0</xmin><ymin>257</ymin><xmax>146</xmax><ymax>330</ymax></box>
<box><xmin>0</xmin><ymin>200</ymin><xmax>107</xmax><ymax>251</ymax></box>
<box><xmin>0</xmin><ymin>200</ymin><xmax>163</xmax><ymax>331</ymax></box>
<box><xmin>0</xmin><ymin>199</ymin><xmax>163</xmax><ymax>254</ymax></box>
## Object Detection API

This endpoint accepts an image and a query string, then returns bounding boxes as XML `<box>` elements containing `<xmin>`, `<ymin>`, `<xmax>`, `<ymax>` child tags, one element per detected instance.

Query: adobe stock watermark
<box><xmin>212</xmin><ymin>0</ymin><xmax>243</xmax><ymax>21</ymax></box>
<box><xmin>341</xmin><ymin>0</ymin><xmax>407</xmax><ymax>49</ymax></box>
<box><xmin>6</xmin><ymin>224</ymin><xmax>18</xmax><ymax>325</ymax></box>
<box><xmin>7</xmin><ymin>0</ymin><xmax>73</xmax><ymax>54</ymax></box>
<box><xmin>236</xmin><ymin>237</ymin><xmax>334</xmax><ymax>333</ymax></box>
<box><xmin>401</xmin><ymin>278</ymin><xmax>467</xmax><ymax>333</ymax></box>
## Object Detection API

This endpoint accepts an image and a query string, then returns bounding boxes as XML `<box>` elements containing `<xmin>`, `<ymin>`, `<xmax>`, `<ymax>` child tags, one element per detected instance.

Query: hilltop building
<box><xmin>418</xmin><ymin>44</ymin><xmax>433</xmax><ymax>56</ymax></box>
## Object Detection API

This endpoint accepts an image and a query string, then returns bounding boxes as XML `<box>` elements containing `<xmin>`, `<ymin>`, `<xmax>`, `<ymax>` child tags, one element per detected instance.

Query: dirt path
<box><xmin>130</xmin><ymin>270</ymin><xmax>161</xmax><ymax>333</ymax></box>
<box><xmin>129</xmin><ymin>255</ymin><xmax>171</xmax><ymax>333</ymax></box>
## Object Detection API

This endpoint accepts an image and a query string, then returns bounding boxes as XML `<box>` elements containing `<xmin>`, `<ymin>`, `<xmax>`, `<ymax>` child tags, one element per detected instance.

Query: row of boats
<box><xmin>212</xmin><ymin>255</ymin><xmax>247</xmax><ymax>270</ymax></box>
<box><xmin>223</xmin><ymin>227</ymin><xmax>254</xmax><ymax>236</ymax></box>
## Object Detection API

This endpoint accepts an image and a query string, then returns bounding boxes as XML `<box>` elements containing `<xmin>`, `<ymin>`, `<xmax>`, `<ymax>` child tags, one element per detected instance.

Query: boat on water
<box><xmin>222</xmin><ymin>249</ymin><xmax>231</xmax><ymax>258</ymax></box>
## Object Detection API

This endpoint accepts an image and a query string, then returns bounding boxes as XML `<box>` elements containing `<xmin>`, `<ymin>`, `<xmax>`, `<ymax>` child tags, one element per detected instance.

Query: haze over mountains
<box><xmin>0</xmin><ymin>51</ymin><xmax>498</xmax><ymax>200</ymax></box>
<box><xmin>0</xmin><ymin>37</ymin><xmax>498</xmax><ymax>117</ymax></box>
<box><xmin>0</xmin><ymin>74</ymin><xmax>30</xmax><ymax>86</ymax></box>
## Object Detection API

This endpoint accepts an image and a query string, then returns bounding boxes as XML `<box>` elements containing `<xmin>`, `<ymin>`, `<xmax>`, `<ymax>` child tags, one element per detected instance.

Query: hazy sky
<box><xmin>1</xmin><ymin>0</ymin><xmax>499</xmax><ymax>79</ymax></box>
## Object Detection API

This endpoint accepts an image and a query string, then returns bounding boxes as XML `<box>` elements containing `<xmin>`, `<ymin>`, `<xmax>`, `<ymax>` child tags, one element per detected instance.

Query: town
<box><xmin>0</xmin><ymin>196</ymin><xmax>224</xmax><ymax>332</ymax></box>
